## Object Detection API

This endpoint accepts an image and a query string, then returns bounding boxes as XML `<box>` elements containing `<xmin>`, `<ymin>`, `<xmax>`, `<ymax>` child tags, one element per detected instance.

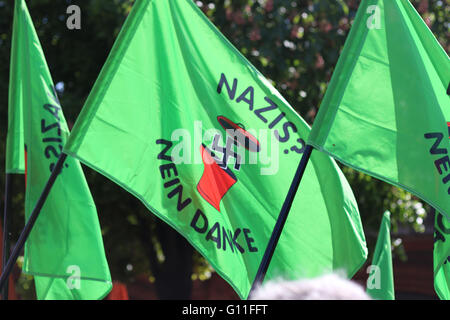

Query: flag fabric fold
<box><xmin>5</xmin><ymin>0</ymin><xmax>25</xmax><ymax>174</ymax></box>
<box><xmin>307</xmin><ymin>0</ymin><xmax>450</xmax><ymax>219</ymax></box>
<box><xmin>64</xmin><ymin>0</ymin><xmax>367</xmax><ymax>299</ymax></box>
<box><xmin>8</xmin><ymin>0</ymin><xmax>112</xmax><ymax>300</ymax></box>
<box><xmin>366</xmin><ymin>211</ymin><xmax>395</xmax><ymax>300</ymax></box>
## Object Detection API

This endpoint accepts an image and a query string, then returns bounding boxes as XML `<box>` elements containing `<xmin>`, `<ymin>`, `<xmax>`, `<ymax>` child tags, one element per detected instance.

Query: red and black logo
<box><xmin>197</xmin><ymin>116</ymin><xmax>260</xmax><ymax>212</ymax></box>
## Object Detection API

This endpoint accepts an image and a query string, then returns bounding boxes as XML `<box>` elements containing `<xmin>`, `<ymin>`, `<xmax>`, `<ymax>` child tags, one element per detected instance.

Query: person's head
<box><xmin>249</xmin><ymin>273</ymin><xmax>371</xmax><ymax>300</ymax></box>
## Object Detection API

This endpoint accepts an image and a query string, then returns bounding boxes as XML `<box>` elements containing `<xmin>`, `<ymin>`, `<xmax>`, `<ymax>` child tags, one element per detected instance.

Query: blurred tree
<box><xmin>0</xmin><ymin>0</ymin><xmax>448</xmax><ymax>299</ymax></box>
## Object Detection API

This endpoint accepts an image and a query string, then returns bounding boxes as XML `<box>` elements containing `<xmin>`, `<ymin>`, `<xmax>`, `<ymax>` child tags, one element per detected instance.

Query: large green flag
<box><xmin>366</xmin><ymin>211</ymin><xmax>395</xmax><ymax>300</ymax></box>
<box><xmin>5</xmin><ymin>0</ymin><xmax>25</xmax><ymax>174</ymax></box>
<box><xmin>9</xmin><ymin>0</ymin><xmax>112</xmax><ymax>300</ymax></box>
<box><xmin>64</xmin><ymin>0</ymin><xmax>367</xmax><ymax>299</ymax></box>
<box><xmin>308</xmin><ymin>0</ymin><xmax>450</xmax><ymax>219</ymax></box>
<box><xmin>434</xmin><ymin>212</ymin><xmax>450</xmax><ymax>300</ymax></box>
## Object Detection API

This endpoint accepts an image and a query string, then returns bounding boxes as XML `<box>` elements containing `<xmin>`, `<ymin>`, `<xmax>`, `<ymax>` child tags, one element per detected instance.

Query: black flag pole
<box><xmin>248</xmin><ymin>144</ymin><xmax>314</xmax><ymax>298</ymax></box>
<box><xmin>1</xmin><ymin>173</ymin><xmax>13</xmax><ymax>300</ymax></box>
<box><xmin>0</xmin><ymin>154</ymin><xmax>68</xmax><ymax>292</ymax></box>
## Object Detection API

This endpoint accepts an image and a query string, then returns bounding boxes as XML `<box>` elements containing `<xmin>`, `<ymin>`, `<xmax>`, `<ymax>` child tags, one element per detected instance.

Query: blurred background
<box><xmin>0</xmin><ymin>0</ymin><xmax>448</xmax><ymax>300</ymax></box>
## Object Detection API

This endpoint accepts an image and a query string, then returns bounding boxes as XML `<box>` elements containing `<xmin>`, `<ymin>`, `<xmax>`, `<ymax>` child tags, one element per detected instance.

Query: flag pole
<box><xmin>0</xmin><ymin>153</ymin><xmax>67</xmax><ymax>292</ymax></box>
<box><xmin>248</xmin><ymin>144</ymin><xmax>314</xmax><ymax>298</ymax></box>
<box><xmin>1</xmin><ymin>173</ymin><xmax>13</xmax><ymax>300</ymax></box>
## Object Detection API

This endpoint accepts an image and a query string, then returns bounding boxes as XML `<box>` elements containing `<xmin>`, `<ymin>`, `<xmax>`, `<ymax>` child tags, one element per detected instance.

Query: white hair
<box><xmin>249</xmin><ymin>273</ymin><xmax>371</xmax><ymax>300</ymax></box>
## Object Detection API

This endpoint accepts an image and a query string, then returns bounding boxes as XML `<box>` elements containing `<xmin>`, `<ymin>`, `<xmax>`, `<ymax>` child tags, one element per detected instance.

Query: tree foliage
<box><xmin>0</xmin><ymin>0</ymin><xmax>448</xmax><ymax>299</ymax></box>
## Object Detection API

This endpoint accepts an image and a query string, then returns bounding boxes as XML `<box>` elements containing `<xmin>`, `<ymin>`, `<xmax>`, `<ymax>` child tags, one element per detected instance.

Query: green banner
<box><xmin>5</xmin><ymin>0</ymin><xmax>25</xmax><ymax>174</ymax></box>
<box><xmin>308</xmin><ymin>0</ymin><xmax>450</xmax><ymax>219</ymax></box>
<box><xmin>64</xmin><ymin>0</ymin><xmax>367</xmax><ymax>299</ymax></box>
<box><xmin>10</xmin><ymin>0</ymin><xmax>112</xmax><ymax>300</ymax></box>
<box><xmin>366</xmin><ymin>211</ymin><xmax>395</xmax><ymax>300</ymax></box>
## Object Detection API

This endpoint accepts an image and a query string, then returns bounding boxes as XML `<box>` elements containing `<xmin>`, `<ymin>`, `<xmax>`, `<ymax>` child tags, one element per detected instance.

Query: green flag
<box><xmin>308</xmin><ymin>0</ymin><xmax>450</xmax><ymax>219</ymax></box>
<box><xmin>9</xmin><ymin>0</ymin><xmax>112</xmax><ymax>300</ymax></box>
<box><xmin>64</xmin><ymin>0</ymin><xmax>367</xmax><ymax>299</ymax></box>
<box><xmin>366</xmin><ymin>211</ymin><xmax>395</xmax><ymax>300</ymax></box>
<box><xmin>434</xmin><ymin>211</ymin><xmax>450</xmax><ymax>300</ymax></box>
<box><xmin>5</xmin><ymin>0</ymin><xmax>25</xmax><ymax>174</ymax></box>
